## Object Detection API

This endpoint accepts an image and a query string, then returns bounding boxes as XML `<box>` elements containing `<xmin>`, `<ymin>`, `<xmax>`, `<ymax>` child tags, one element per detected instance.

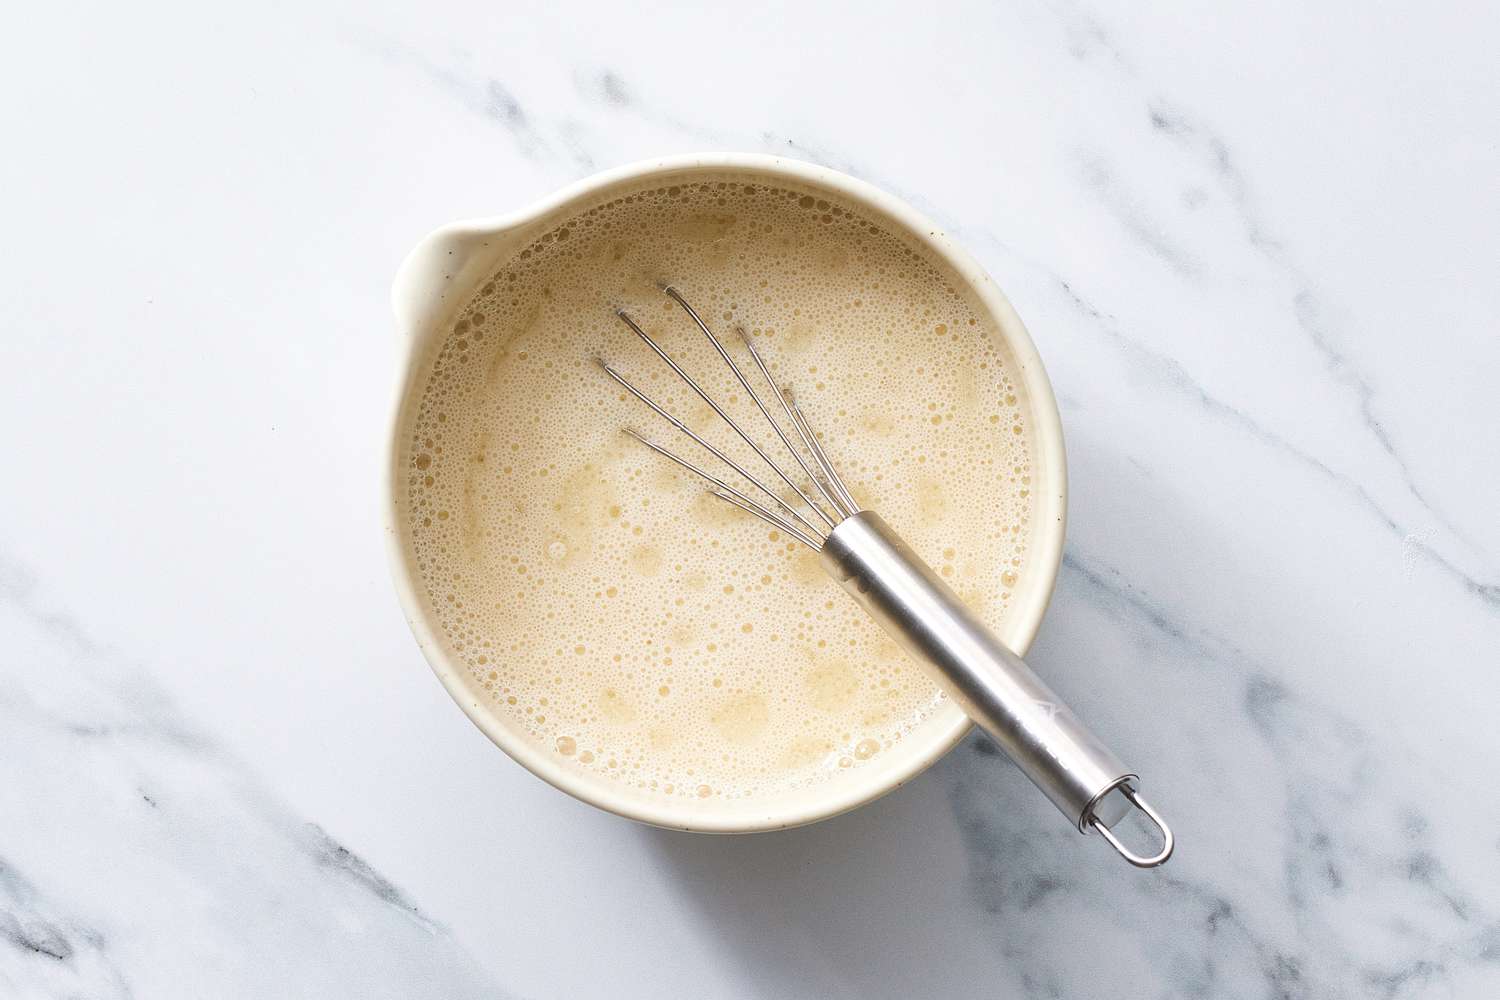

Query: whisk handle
<box><xmin>820</xmin><ymin>511</ymin><xmax>1171</xmax><ymax>866</ymax></box>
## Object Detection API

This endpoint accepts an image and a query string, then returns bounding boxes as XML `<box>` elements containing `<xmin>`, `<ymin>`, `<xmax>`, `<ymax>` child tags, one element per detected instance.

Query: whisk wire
<box><xmin>606</xmin><ymin>288</ymin><xmax>862</xmax><ymax>543</ymax></box>
<box><xmin>710</xmin><ymin>490</ymin><xmax>823</xmax><ymax>550</ymax></box>
<box><xmin>661</xmin><ymin>285</ymin><xmax>845</xmax><ymax>525</ymax></box>
<box><xmin>615</xmin><ymin>309</ymin><xmax>836</xmax><ymax>530</ymax></box>
<box><xmin>623</xmin><ymin>429</ymin><xmax>822</xmax><ymax>550</ymax></box>
<box><xmin>597</xmin><ymin>359</ymin><xmax>823</xmax><ymax>539</ymax></box>
<box><xmin>790</xmin><ymin>394</ymin><xmax>860</xmax><ymax>515</ymax></box>
<box><xmin>734</xmin><ymin>327</ymin><xmax>859</xmax><ymax>518</ymax></box>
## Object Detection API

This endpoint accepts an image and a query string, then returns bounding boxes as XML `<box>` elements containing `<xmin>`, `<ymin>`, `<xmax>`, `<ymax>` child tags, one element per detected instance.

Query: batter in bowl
<box><xmin>399</xmin><ymin>180</ymin><xmax>1036</xmax><ymax>802</ymax></box>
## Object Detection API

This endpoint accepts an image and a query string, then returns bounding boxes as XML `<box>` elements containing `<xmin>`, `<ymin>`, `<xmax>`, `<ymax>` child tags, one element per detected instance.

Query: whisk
<box><xmin>598</xmin><ymin>286</ymin><xmax>1173</xmax><ymax>868</ymax></box>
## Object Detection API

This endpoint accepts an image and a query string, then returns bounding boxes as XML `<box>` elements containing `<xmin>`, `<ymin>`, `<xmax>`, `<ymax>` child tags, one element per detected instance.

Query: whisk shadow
<box><xmin>637</xmin><ymin>746</ymin><xmax>1024</xmax><ymax>999</ymax></box>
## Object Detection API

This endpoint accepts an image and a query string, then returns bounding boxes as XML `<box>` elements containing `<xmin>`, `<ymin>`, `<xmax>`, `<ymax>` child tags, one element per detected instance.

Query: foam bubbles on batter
<box><xmin>399</xmin><ymin>180</ymin><xmax>1036</xmax><ymax>802</ymax></box>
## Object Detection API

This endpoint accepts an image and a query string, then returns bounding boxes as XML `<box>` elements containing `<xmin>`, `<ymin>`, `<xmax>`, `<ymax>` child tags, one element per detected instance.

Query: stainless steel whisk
<box><xmin>599</xmin><ymin>286</ymin><xmax>1173</xmax><ymax>868</ymax></box>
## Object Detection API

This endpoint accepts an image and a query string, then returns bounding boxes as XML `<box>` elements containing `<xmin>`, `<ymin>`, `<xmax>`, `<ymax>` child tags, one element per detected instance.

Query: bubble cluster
<box><xmin>398</xmin><ymin>179</ymin><xmax>1037</xmax><ymax>803</ymax></box>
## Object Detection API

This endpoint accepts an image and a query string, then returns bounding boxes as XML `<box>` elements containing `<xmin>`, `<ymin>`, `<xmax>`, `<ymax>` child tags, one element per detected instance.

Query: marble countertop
<box><xmin>4</xmin><ymin>2</ymin><xmax>1498</xmax><ymax>997</ymax></box>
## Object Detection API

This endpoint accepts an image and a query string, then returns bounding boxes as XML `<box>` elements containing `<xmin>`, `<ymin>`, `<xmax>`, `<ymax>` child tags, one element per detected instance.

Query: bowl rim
<box><xmin>383</xmin><ymin>152</ymin><xmax>1068</xmax><ymax>832</ymax></box>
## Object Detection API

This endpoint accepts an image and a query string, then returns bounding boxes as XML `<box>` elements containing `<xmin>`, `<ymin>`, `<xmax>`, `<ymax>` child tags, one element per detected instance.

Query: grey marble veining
<box><xmin>0</xmin><ymin>559</ymin><xmax>505</xmax><ymax>998</ymax></box>
<box><xmin>947</xmin><ymin>554</ymin><xmax>1500</xmax><ymax>998</ymax></box>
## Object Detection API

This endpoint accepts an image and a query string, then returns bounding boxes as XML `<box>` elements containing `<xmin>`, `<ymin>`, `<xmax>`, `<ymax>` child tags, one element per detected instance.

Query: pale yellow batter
<box><xmin>400</xmin><ymin>180</ymin><xmax>1036</xmax><ymax>801</ymax></box>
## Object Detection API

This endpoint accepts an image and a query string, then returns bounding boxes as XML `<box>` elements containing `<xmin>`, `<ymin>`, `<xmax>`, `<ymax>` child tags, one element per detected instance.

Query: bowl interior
<box><xmin>385</xmin><ymin>155</ymin><xmax>1066</xmax><ymax>831</ymax></box>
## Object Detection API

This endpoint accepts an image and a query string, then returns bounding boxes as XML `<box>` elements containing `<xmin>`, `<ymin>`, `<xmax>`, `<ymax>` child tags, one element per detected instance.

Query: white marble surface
<box><xmin>4</xmin><ymin>1</ymin><xmax>1499</xmax><ymax>997</ymax></box>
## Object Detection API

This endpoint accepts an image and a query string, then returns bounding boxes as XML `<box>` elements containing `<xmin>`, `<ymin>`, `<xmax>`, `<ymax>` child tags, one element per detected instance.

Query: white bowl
<box><xmin>385</xmin><ymin>153</ymin><xmax>1067</xmax><ymax>832</ymax></box>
